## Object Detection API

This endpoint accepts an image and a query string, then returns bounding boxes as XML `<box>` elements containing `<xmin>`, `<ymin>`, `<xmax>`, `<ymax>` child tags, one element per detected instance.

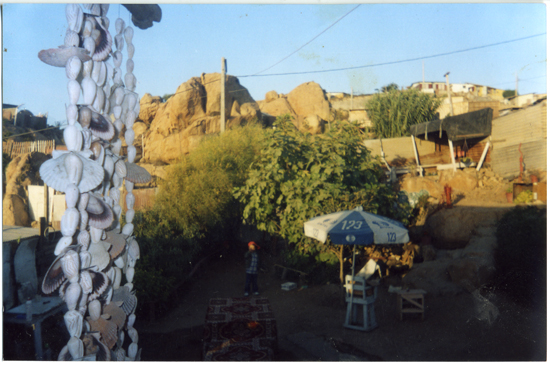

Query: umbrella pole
<box><xmin>348</xmin><ymin>245</ymin><xmax>356</xmax><ymax>317</ymax></box>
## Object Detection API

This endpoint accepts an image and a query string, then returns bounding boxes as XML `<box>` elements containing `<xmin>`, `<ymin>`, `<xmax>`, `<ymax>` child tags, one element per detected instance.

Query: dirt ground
<box><xmin>135</xmin><ymin>251</ymin><xmax>546</xmax><ymax>361</ymax></box>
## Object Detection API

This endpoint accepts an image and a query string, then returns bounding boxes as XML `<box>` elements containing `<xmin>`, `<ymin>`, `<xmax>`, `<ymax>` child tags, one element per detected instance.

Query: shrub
<box><xmin>494</xmin><ymin>206</ymin><xmax>546</xmax><ymax>307</ymax></box>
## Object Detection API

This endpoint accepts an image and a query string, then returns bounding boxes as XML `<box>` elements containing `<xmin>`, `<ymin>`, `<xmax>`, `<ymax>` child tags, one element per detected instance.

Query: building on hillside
<box><xmin>410</xmin><ymin>81</ymin><xmax>448</xmax><ymax>94</ymax></box>
<box><xmin>409</xmin><ymin>82</ymin><xmax>505</xmax><ymax>100</ymax></box>
<box><xmin>437</xmin><ymin>96</ymin><xmax>500</xmax><ymax>120</ymax></box>
<box><xmin>503</xmin><ymin>93</ymin><xmax>546</xmax><ymax>108</ymax></box>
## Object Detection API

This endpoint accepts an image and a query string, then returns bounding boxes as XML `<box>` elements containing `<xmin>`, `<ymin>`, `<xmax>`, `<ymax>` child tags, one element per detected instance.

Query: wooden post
<box><xmin>43</xmin><ymin>184</ymin><xmax>49</xmax><ymax>227</ymax></box>
<box><xmin>476</xmin><ymin>141</ymin><xmax>491</xmax><ymax>171</ymax></box>
<box><xmin>448</xmin><ymin>139</ymin><xmax>457</xmax><ymax>172</ymax></box>
<box><xmin>444</xmin><ymin>72</ymin><xmax>454</xmax><ymax>116</ymax></box>
<box><xmin>411</xmin><ymin>135</ymin><xmax>423</xmax><ymax>177</ymax></box>
<box><xmin>220</xmin><ymin>57</ymin><xmax>226</xmax><ymax>133</ymax></box>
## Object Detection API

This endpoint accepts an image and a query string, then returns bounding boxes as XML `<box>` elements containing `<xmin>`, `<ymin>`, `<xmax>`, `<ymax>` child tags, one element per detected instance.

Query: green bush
<box><xmin>494</xmin><ymin>206</ymin><xmax>546</xmax><ymax>307</ymax></box>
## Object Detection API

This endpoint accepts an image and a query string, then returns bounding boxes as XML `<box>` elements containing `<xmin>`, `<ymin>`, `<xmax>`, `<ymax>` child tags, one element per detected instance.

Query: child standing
<box><xmin>244</xmin><ymin>241</ymin><xmax>260</xmax><ymax>296</ymax></box>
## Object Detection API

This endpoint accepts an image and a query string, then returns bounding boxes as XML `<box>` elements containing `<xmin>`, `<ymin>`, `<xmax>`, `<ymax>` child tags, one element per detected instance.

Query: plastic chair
<box><xmin>343</xmin><ymin>275</ymin><xmax>378</xmax><ymax>331</ymax></box>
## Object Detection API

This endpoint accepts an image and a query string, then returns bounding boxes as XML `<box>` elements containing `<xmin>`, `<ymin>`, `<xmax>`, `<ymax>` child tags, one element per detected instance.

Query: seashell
<box><xmin>114</xmin><ymin>252</ymin><xmax>126</xmax><ymax>270</ymax></box>
<box><xmin>115</xmin><ymin>18</ymin><xmax>125</xmax><ymax>35</ymax></box>
<box><xmin>58</xmin><ymin>345</ymin><xmax>72</xmax><ymax>361</ymax></box>
<box><xmin>38</xmin><ymin>46</ymin><xmax>91</xmax><ymax>68</ymax></box>
<box><xmin>126</xmin><ymin>59</ymin><xmax>134</xmax><ymax>74</ymax></box>
<box><xmin>62</xmin><ymin>282</ymin><xmax>82</xmax><ymax>311</ymax></box>
<box><xmin>78</xmin><ymin>106</ymin><xmax>92</xmax><ymax>129</ymax></box>
<box><xmin>79</xmin><ymin>250</ymin><xmax>92</xmax><ymax>269</ymax></box>
<box><xmin>124</xmin><ymin>72</ymin><xmax>135</xmax><ymax>91</ymax></box>
<box><xmin>128</xmin><ymin>327</ymin><xmax>139</xmax><ymax>344</ymax></box>
<box><xmin>90</xmin><ymin>141</ymin><xmax>102</xmax><ymax>161</ymax></box>
<box><xmin>82</xmin><ymin>37</ymin><xmax>96</xmax><ymax>59</ymax></box>
<box><xmin>113</xmin><ymin>50</ymin><xmax>123</xmax><ymax>68</ymax></box>
<box><xmin>86</xmin><ymin>269</ymin><xmax>110</xmax><ymax>301</ymax></box>
<box><xmin>112</xmin><ymin>139</ymin><xmax>123</xmax><ymax>157</ymax></box>
<box><xmin>86</xmin><ymin>193</ymin><xmax>114</xmax><ymax>229</ymax></box>
<box><xmin>66</xmin><ymin>104</ymin><xmax>78</xmax><ymax>126</ymax></box>
<box><xmin>112</xmin><ymin>266</ymin><xmax>122</xmax><ymax>289</ymax></box>
<box><xmin>127</xmin><ymin>43</ymin><xmax>135</xmax><ymax>60</ymax></box>
<box><xmin>122</xmin><ymin>223</ymin><xmax>134</xmax><ymax>236</ymax></box>
<box><xmin>125</xmin><ymin>209</ymin><xmax>135</xmax><ymax>224</ymax></box>
<box><xmin>79</xmin><ymin>270</ymin><xmax>93</xmax><ymax>294</ymax></box>
<box><xmin>114</xmin><ymin>120</ymin><xmax>124</xmax><ymax>134</ymax></box>
<box><xmin>88</xmin><ymin>299</ymin><xmax>102</xmax><ymax>321</ymax></box>
<box><xmin>65</xmin><ymin>55</ymin><xmax>82</xmax><ymax>81</ymax></box>
<box><xmin>88</xmin><ymin>108</ymin><xmax>115</xmax><ymax>141</ymax></box>
<box><xmin>64</xmin><ymin>152</ymin><xmax>84</xmax><ymax>186</ymax></box>
<box><xmin>125</xmin><ymin>267</ymin><xmax>135</xmax><ymax>283</ymax></box>
<box><xmin>64</xmin><ymin>29</ymin><xmax>80</xmax><ymax>48</ymax></box>
<box><xmin>82</xmin><ymin>59</ymin><xmax>93</xmax><ymax>78</ymax></box>
<box><xmin>125</xmin><ymin>193</ymin><xmax>135</xmax><ymax>210</ymax></box>
<box><xmin>105</xmin><ymin>285</ymin><xmax>113</xmax><ymax>305</ymax></box>
<box><xmin>89</xmin><ymin>226</ymin><xmax>103</xmax><ymax>243</ymax></box>
<box><xmin>90</xmin><ymin>4</ymin><xmax>101</xmax><ymax>16</ymax></box>
<box><xmin>84</xmin><ymin>333</ymin><xmax>111</xmax><ymax>361</ymax></box>
<box><xmin>68</xmin><ymin>336</ymin><xmax>84</xmax><ymax>360</ymax></box>
<box><xmin>88</xmin><ymin>241</ymin><xmax>110</xmax><ymax>271</ymax></box>
<box><xmin>103</xmin><ymin>302</ymin><xmax>126</xmax><ymax>329</ymax></box>
<box><xmin>128</xmin><ymin>255</ymin><xmax>136</xmax><ymax>269</ymax></box>
<box><xmin>114</xmin><ymin>34</ymin><xmax>124</xmax><ymax>51</ymax></box>
<box><xmin>91</xmin><ymin>60</ymin><xmax>101</xmax><ymax>84</ymax></box>
<box><xmin>64</xmin><ymin>124</ymin><xmax>83</xmax><ymax>152</ymax></box>
<box><xmin>82</xmin><ymin>129</ymin><xmax>93</xmax><ymax>150</ymax></box>
<box><xmin>125</xmin><ymin>180</ymin><xmax>133</xmax><ymax>194</ymax></box>
<box><xmin>66</xmin><ymin>4</ymin><xmax>83</xmax><ymax>33</ymax></box>
<box><xmin>82</xmin><ymin>19</ymin><xmax>93</xmax><ymax>39</ymax></box>
<box><xmin>124</xmin><ymin>26</ymin><xmax>134</xmax><ymax>45</ymax></box>
<box><xmin>91</xmin><ymin>29</ymin><xmax>101</xmax><ymax>43</ymax></box>
<box><xmin>77</xmin><ymin>229</ymin><xmax>90</xmax><ymax>249</ymax></box>
<box><xmin>104</xmin><ymin>154</ymin><xmax>115</xmax><ymax>181</ymax></box>
<box><xmin>127</xmin><ymin>145</ymin><xmax>137</xmax><ymax>164</ymax></box>
<box><xmin>81</xmin><ymin>76</ymin><xmax>97</xmax><ymax>106</ymax></box>
<box><xmin>77</xmin><ymin>291</ymin><xmax>88</xmax><ymax>315</ymax></box>
<box><xmin>65</xmin><ymin>184</ymin><xmax>80</xmax><ymax>209</ymax></box>
<box><xmin>42</xmin><ymin>255</ymin><xmax>65</xmax><ymax>294</ymax></box>
<box><xmin>125</xmin><ymin>162</ymin><xmax>152</xmax><ymax>184</ymax></box>
<box><xmin>128</xmin><ymin>238</ymin><xmax>140</xmax><ymax>261</ymax></box>
<box><xmin>134</xmin><ymin>100</ymin><xmax>140</xmax><ymax>115</ymax></box>
<box><xmin>40</xmin><ymin>152</ymin><xmax>103</xmax><ymax>193</ymax></box>
<box><xmin>124</xmin><ymin>282</ymin><xmax>134</xmax><ymax>292</ymax></box>
<box><xmin>125</xmin><ymin>110</ymin><xmax>136</xmax><ymax>129</ymax></box>
<box><xmin>64</xmin><ymin>310</ymin><xmax>83</xmax><ymax>338</ymax></box>
<box><xmin>79</xmin><ymin>209</ymin><xmax>89</xmax><ymax>231</ymax></box>
<box><xmin>113</xmin><ymin>67</ymin><xmax>123</xmax><ymax>85</ymax></box>
<box><xmin>104</xmin><ymin>231</ymin><xmax>126</xmax><ymax>260</ymax></box>
<box><xmin>105</xmin><ymin>266</ymin><xmax>115</xmax><ymax>283</ymax></box>
<box><xmin>88</xmin><ymin>316</ymin><xmax>117</xmax><ymax>349</ymax></box>
<box><xmin>127</xmin><ymin>313</ymin><xmax>136</xmax><ymax>329</ymax></box>
<box><xmin>97</xmin><ymin>62</ymin><xmax>107</xmax><ymax>87</ymax></box>
<box><xmin>55</xmin><ymin>236</ymin><xmax>74</xmax><ymax>256</ymax></box>
<box><xmin>67</xmin><ymin>79</ymin><xmax>80</xmax><ymax>105</ymax></box>
<box><xmin>112</xmin><ymin>170</ymin><xmax>123</xmax><ymax>189</ymax></box>
<box><xmin>92</xmin><ymin>87</ymin><xmax>105</xmax><ymax>112</ymax></box>
<box><xmin>100</xmin><ymin>5</ymin><xmax>109</xmax><ymax>17</ymax></box>
<box><xmin>109</xmin><ymin>187</ymin><xmax>121</xmax><ymax>204</ymax></box>
<box><xmin>103</xmin><ymin>98</ymin><xmax>111</xmax><ymax>115</ymax></box>
<box><xmin>125</xmin><ymin>129</ymin><xmax>135</xmax><ymax>145</ymax></box>
<box><xmin>60</xmin><ymin>207</ymin><xmax>80</xmax><ymax>237</ymax></box>
<box><xmin>113</xmin><ymin>205</ymin><xmax>122</xmax><ymax>225</ymax></box>
<box><xmin>61</xmin><ymin>248</ymin><xmax>80</xmax><ymax>281</ymax></box>
<box><xmin>112</xmin><ymin>286</ymin><xmax>137</xmax><ymax>315</ymax></box>
<box><xmin>113</xmin><ymin>105</ymin><xmax>122</xmax><ymax>120</ymax></box>
<box><xmin>128</xmin><ymin>343</ymin><xmax>138</xmax><ymax>360</ymax></box>
<box><xmin>105</xmin><ymin>62</ymin><xmax>114</xmax><ymax>83</ymax></box>
<box><xmin>114</xmin><ymin>159</ymin><xmax>127</xmax><ymax>179</ymax></box>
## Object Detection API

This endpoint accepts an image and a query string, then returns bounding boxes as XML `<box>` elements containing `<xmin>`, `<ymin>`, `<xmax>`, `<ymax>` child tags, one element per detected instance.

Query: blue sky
<box><xmin>2</xmin><ymin>3</ymin><xmax>547</xmax><ymax>125</ymax></box>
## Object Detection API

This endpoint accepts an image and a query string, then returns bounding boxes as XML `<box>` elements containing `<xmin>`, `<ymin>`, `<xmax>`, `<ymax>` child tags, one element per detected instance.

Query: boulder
<box><xmin>265</xmin><ymin>90</ymin><xmax>278</xmax><ymax>103</ymax></box>
<box><xmin>402</xmin><ymin>259</ymin><xmax>463</xmax><ymax>296</ymax></box>
<box><xmin>133</xmin><ymin>121</ymin><xmax>148</xmax><ymax>137</ymax></box>
<box><xmin>400</xmin><ymin>176</ymin><xmax>444</xmax><ymax>200</ymax></box>
<box><xmin>259</xmin><ymin>97</ymin><xmax>296</xmax><ymax>120</ymax></box>
<box><xmin>286</xmin><ymin>82</ymin><xmax>331</xmax><ymax>122</ymax></box>
<box><xmin>201</xmin><ymin>73</ymin><xmax>257</xmax><ymax>117</ymax></box>
<box><xmin>138</xmin><ymin>93</ymin><xmax>163</xmax><ymax>125</ymax></box>
<box><xmin>299</xmin><ymin>114</ymin><xmax>324</xmax><ymax>134</ymax></box>
<box><xmin>3</xmin><ymin>194</ymin><xmax>30</xmax><ymax>226</ymax></box>
<box><xmin>439</xmin><ymin>169</ymin><xmax>478</xmax><ymax>192</ymax></box>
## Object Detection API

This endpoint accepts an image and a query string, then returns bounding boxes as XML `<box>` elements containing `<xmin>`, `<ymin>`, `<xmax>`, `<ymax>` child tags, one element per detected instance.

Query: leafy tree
<box><xmin>381</xmin><ymin>83</ymin><xmax>399</xmax><ymax>92</ymax></box>
<box><xmin>366</xmin><ymin>89</ymin><xmax>442</xmax><ymax>138</ymax></box>
<box><xmin>234</xmin><ymin>115</ymin><xmax>412</xmax><ymax>282</ymax></box>
<box><xmin>161</xmin><ymin>93</ymin><xmax>174</xmax><ymax>102</ymax></box>
<box><xmin>503</xmin><ymin>89</ymin><xmax>516</xmax><ymax>98</ymax></box>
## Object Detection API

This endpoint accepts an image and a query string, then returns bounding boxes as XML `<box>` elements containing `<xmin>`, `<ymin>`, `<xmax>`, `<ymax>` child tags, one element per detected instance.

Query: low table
<box><xmin>396</xmin><ymin>289</ymin><xmax>427</xmax><ymax>321</ymax></box>
<box><xmin>203</xmin><ymin>297</ymin><xmax>277</xmax><ymax>361</ymax></box>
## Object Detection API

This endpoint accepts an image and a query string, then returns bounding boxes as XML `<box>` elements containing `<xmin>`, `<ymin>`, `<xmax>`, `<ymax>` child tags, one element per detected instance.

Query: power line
<box><xmin>252</xmin><ymin>4</ymin><xmax>361</xmax><ymax>76</ymax></box>
<box><xmin>238</xmin><ymin>33</ymin><xmax>546</xmax><ymax>78</ymax></box>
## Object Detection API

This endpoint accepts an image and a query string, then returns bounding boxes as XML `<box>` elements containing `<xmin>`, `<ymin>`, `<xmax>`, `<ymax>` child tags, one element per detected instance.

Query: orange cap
<box><xmin>248</xmin><ymin>241</ymin><xmax>259</xmax><ymax>249</ymax></box>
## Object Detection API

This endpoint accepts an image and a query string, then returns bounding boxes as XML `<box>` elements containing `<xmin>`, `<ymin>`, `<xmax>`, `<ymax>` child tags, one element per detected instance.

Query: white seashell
<box><xmin>125</xmin><ymin>267</ymin><xmax>135</xmax><ymax>284</ymax></box>
<box><xmin>115</xmin><ymin>18</ymin><xmax>125</xmax><ymax>35</ymax></box>
<box><xmin>90</xmin><ymin>226</ymin><xmax>103</xmax><ymax>243</ymax></box>
<box><xmin>90</xmin><ymin>4</ymin><xmax>101</xmax><ymax>16</ymax></box>
<box><xmin>64</xmin><ymin>153</ymin><xmax>84</xmax><ymax>186</ymax></box>
<box><xmin>114</xmin><ymin>255</ymin><xmax>125</xmax><ymax>269</ymax></box>
<box><xmin>54</xmin><ymin>236</ymin><xmax>73</xmax><ymax>256</ymax></box>
<box><xmin>122</xmin><ymin>223</ymin><xmax>134</xmax><ymax>236</ymax></box>
<box><xmin>83</xmin><ymin>36</ymin><xmax>96</xmax><ymax>58</ymax></box>
<box><xmin>124</xmin><ymin>73</ymin><xmax>135</xmax><ymax>91</ymax></box>
<box><xmin>127</xmin><ymin>145</ymin><xmax>136</xmax><ymax>163</ymax></box>
<box><xmin>113</xmin><ymin>204</ymin><xmax>122</xmax><ymax>222</ymax></box>
<box><xmin>89</xmin><ymin>299</ymin><xmax>102</xmax><ymax>321</ymax></box>
<box><xmin>105</xmin><ymin>62</ymin><xmax>114</xmax><ymax>83</ymax></box>
<box><xmin>111</xmin><ymin>139</ymin><xmax>123</xmax><ymax>157</ymax></box>
<box><xmin>65</xmin><ymin>56</ymin><xmax>82</xmax><ymax>80</ymax></box>
<box><xmin>91</xmin><ymin>61</ymin><xmax>101</xmax><ymax>84</ymax></box>
<box><xmin>124</xmin><ymin>26</ymin><xmax>134</xmax><ymax>45</ymax></box>
<box><xmin>61</xmin><ymin>207</ymin><xmax>80</xmax><ymax>237</ymax></box>
<box><xmin>64</xmin><ymin>310</ymin><xmax>83</xmax><ymax>338</ymax></box>
<box><xmin>134</xmin><ymin>100</ymin><xmax>141</xmax><ymax>115</ymax></box>
<box><xmin>65</xmin><ymin>183</ymin><xmax>80</xmax><ymax>209</ymax></box>
<box><xmin>115</xmin><ymin>34</ymin><xmax>124</xmax><ymax>51</ymax></box>
<box><xmin>127</xmin><ymin>313</ymin><xmax>136</xmax><ymax>329</ymax></box>
<box><xmin>66</xmin><ymin>104</ymin><xmax>78</xmax><ymax>125</ymax></box>
<box><xmin>100</xmin><ymin>4</ymin><xmax>110</xmax><ymax>17</ymax></box>
<box><xmin>64</xmin><ymin>282</ymin><xmax>82</xmax><ymax>311</ymax></box>
<box><xmin>113</xmin><ymin>67</ymin><xmax>123</xmax><ymax>85</ymax></box>
<box><xmin>125</xmin><ymin>129</ymin><xmax>135</xmax><ymax>145</ymax></box>
<box><xmin>114</xmin><ymin>87</ymin><xmax>125</xmax><ymax>106</ymax></box>
<box><xmin>64</xmin><ymin>29</ymin><xmax>80</xmax><ymax>48</ymax></box>
<box><xmin>125</xmin><ymin>209</ymin><xmax>135</xmax><ymax>224</ymax></box>
<box><xmin>82</xmin><ymin>59</ymin><xmax>93</xmax><ymax>78</ymax></box>
<box><xmin>125</xmin><ymin>180</ymin><xmax>134</xmax><ymax>193</ymax></box>
<box><xmin>126</xmin><ymin>59</ymin><xmax>134</xmax><ymax>74</ymax></box>
<box><xmin>105</xmin><ymin>285</ymin><xmax>113</xmax><ymax>305</ymax></box>
<box><xmin>114</xmin><ymin>119</ymin><xmax>124</xmax><ymax>134</ymax></box>
<box><xmin>82</xmin><ymin>129</ymin><xmax>92</xmax><ymax>150</ymax></box>
<box><xmin>113</xmin><ymin>105</ymin><xmax>122</xmax><ymax>119</ymax></box>
<box><xmin>113</xmin><ymin>267</ymin><xmax>122</xmax><ymax>289</ymax></box>
<box><xmin>127</xmin><ymin>43</ymin><xmax>135</xmax><ymax>59</ymax></box>
<box><xmin>112</xmin><ymin>169</ymin><xmax>123</xmax><ymax>188</ymax></box>
<box><xmin>128</xmin><ymin>327</ymin><xmax>139</xmax><ymax>344</ymax></box>
<box><xmin>67</xmin><ymin>336</ymin><xmax>84</xmax><ymax>360</ymax></box>
<box><xmin>103</xmin><ymin>98</ymin><xmax>111</xmax><ymax>115</ymax></box>
<box><xmin>105</xmin><ymin>267</ymin><xmax>115</xmax><ymax>283</ymax></box>
<box><xmin>67</xmin><ymin>80</ymin><xmax>80</xmax><ymax>105</ymax></box>
<box><xmin>97</xmin><ymin>62</ymin><xmax>107</xmax><ymax>87</ymax></box>
<box><xmin>114</xmin><ymin>160</ymin><xmax>127</xmax><ymax>179</ymax></box>
<box><xmin>88</xmin><ymin>241</ymin><xmax>110</xmax><ymax>271</ymax></box>
<box><xmin>61</xmin><ymin>249</ymin><xmax>80</xmax><ymax>280</ymax></box>
<box><xmin>125</xmin><ymin>111</ymin><xmax>136</xmax><ymax>129</ymax></box>
<box><xmin>128</xmin><ymin>239</ymin><xmax>139</xmax><ymax>260</ymax></box>
<box><xmin>93</xmin><ymin>87</ymin><xmax>105</xmax><ymax>112</ymax></box>
<box><xmin>109</xmin><ymin>187</ymin><xmax>121</xmax><ymax>202</ymax></box>
<box><xmin>113</xmin><ymin>51</ymin><xmax>123</xmax><ymax>68</ymax></box>
<box><xmin>79</xmin><ymin>250</ymin><xmax>92</xmax><ymax>269</ymax></box>
<box><xmin>128</xmin><ymin>343</ymin><xmax>138</xmax><ymax>360</ymax></box>
<box><xmin>125</xmin><ymin>193</ymin><xmax>135</xmax><ymax>210</ymax></box>
<box><xmin>79</xmin><ymin>270</ymin><xmax>93</xmax><ymax>294</ymax></box>
<box><xmin>128</xmin><ymin>255</ymin><xmax>136</xmax><ymax>268</ymax></box>
<box><xmin>64</xmin><ymin>124</ymin><xmax>83</xmax><ymax>152</ymax></box>
<box><xmin>126</xmin><ymin>93</ymin><xmax>138</xmax><ymax>111</ymax></box>
<box><xmin>78</xmin><ymin>193</ymin><xmax>90</xmax><ymax>211</ymax></box>
<box><xmin>81</xmin><ymin>76</ymin><xmax>97</xmax><ymax>106</ymax></box>
<box><xmin>77</xmin><ymin>229</ymin><xmax>90</xmax><ymax>249</ymax></box>
<box><xmin>66</xmin><ymin>4</ymin><xmax>83</xmax><ymax>33</ymax></box>
<box><xmin>82</xmin><ymin>19</ymin><xmax>93</xmax><ymax>39</ymax></box>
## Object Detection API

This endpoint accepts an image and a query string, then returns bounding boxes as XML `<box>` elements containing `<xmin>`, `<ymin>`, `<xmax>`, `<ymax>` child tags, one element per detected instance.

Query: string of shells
<box><xmin>38</xmin><ymin>4</ymin><xmax>151</xmax><ymax>361</ymax></box>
